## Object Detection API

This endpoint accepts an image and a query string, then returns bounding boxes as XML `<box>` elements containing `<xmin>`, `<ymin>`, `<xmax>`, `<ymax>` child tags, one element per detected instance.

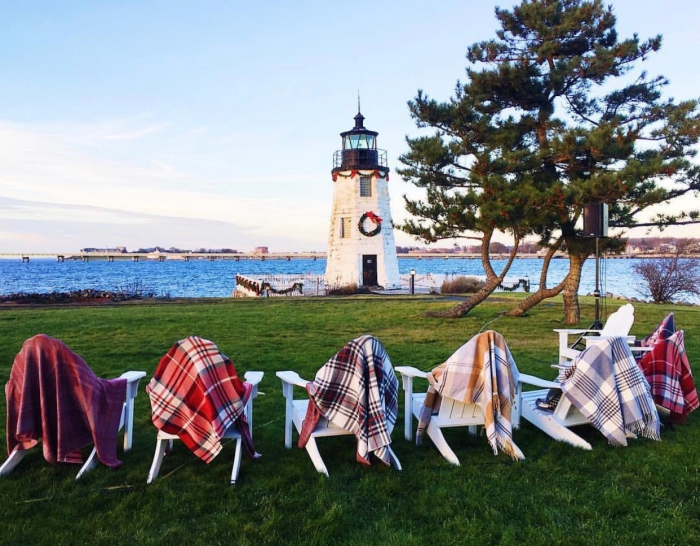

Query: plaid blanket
<box><xmin>5</xmin><ymin>334</ymin><xmax>127</xmax><ymax>467</ymax></box>
<box><xmin>642</xmin><ymin>313</ymin><xmax>675</xmax><ymax>347</ymax></box>
<box><xmin>146</xmin><ymin>337</ymin><xmax>259</xmax><ymax>463</ymax></box>
<box><xmin>300</xmin><ymin>335</ymin><xmax>398</xmax><ymax>466</ymax></box>
<box><xmin>416</xmin><ymin>330</ymin><xmax>524</xmax><ymax>460</ymax></box>
<box><xmin>638</xmin><ymin>330</ymin><xmax>698</xmax><ymax>424</ymax></box>
<box><xmin>559</xmin><ymin>336</ymin><xmax>660</xmax><ymax>446</ymax></box>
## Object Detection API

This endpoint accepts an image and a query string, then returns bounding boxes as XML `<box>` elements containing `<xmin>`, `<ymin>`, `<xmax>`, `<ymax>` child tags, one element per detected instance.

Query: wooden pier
<box><xmin>0</xmin><ymin>251</ymin><xmax>667</xmax><ymax>262</ymax></box>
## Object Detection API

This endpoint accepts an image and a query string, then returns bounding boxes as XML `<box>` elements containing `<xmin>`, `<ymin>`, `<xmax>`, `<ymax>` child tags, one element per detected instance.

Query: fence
<box><xmin>234</xmin><ymin>272</ymin><xmax>529</xmax><ymax>297</ymax></box>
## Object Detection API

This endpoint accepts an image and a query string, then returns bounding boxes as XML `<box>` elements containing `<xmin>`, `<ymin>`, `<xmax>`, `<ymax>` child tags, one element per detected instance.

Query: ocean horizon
<box><xmin>3</xmin><ymin>255</ymin><xmax>694</xmax><ymax>304</ymax></box>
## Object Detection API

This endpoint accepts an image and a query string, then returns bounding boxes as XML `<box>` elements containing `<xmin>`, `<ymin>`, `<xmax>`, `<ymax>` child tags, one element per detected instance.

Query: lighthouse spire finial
<box><xmin>357</xmin><ymin>90</ymin><xmax>361</xmax><ymax>114</ymax></box>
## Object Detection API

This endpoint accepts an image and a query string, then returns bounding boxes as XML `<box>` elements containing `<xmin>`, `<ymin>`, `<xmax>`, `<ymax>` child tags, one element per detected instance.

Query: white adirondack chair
<box><xmin>276</xmin><ymin>370</ymin><xmax>402</xmax><ymax>476</ymax></box>
<box><xmin>394</xmin><ymin>366</ymin><xmax>522</xmax><ymax>465</ymax></box>
<box><xmin>147</xmin><ymin>371</ymin><xmax>263</xmax><ymax>485</ymax></box>
<box><xmin>519</xmin><ymin>336</ymin><xmax>656</xmax><ymax>450</ymax></box>
<box><xmin>518</xmin><ymin>372</ymin><xmax>595</xmax><ymax>450</ymax></box>
<box><xmin>1</xmin><ymin>370</ymin><xmax>147</xmax><ymax>479</ymax></box>
<box><xmin>554</xmin><ymin>303</ymin><xmax>635</xmax><ymax>365</ymax></box>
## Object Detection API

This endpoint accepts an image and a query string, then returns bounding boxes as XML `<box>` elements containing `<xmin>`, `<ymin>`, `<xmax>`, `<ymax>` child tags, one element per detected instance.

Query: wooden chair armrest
<box><xmin>244</xmin><ymin>371</ymin><xmax>264</xmax><ymax>386</ymax></box>
<box><xmin>553</xmin><ymin>328</ymin><xmax>597</xmax><ymax>335</ymax></box>
<box><xmin>119</xmin><ymin>370</ymin><xmax>147</xmax><ymax>383</ymax></box>
<box><xmin>394</xmin><ymin>366</ymin><xmax>429</xmax><ymax>379</ymax></box>
<box><xmin>276</xmin><ymin>370</ymin><xmax>309</xmax><ymax>389</ymax></box>
<box><xmin>518</xmin><ymin>373</ymin><xmax>560</xmax><ymax>390</ymax></box>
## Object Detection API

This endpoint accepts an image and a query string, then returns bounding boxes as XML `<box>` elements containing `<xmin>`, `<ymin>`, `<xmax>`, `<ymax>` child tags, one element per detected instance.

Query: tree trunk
<box><xmin>505</xmin><ymin>237</ymin><xmax>566</xmax><ymax>317</ymax></box>
<box><xmin>562</xmin><ymin>251</ymin><xmax>586</xmax><ymax>325</ymax></box>
<box><xmin>428</xmin><ymin>231</ymin><xmax>519</xmax><ymax>318</ymax></box>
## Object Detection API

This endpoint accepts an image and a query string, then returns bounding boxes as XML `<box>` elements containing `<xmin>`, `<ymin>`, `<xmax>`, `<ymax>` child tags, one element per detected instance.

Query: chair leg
<box><xmin>230</xmin><ymin>437</ymin><xmax>243</xmax><ymax>485</ymax></box>
<box><xmin>387</xmin><ymin>446</ymin><xmax>402</xmax><ymax>471</ymax></box>
<box><xmin>426</xmin><ymin>422</ymin><xmax>461</xmax><ymax>466</ymax></box>
<box><xmin>303</xmin><ymin>437</ymin><xmax>329</xmax><ymax>477</ymax></box>
<box><xmin>147</xmin><ymin>437</ymin><xmax>169</xmax><ymax>484</ymax></box>
<box><xmin>529</xmin><ymin>413</ymin><xmax>593</xmax><ymax>450</ymax></box>
<box><xmin>0</xmin><ymin>447</ymin><xmax>29</xmax><ymax>476</ymax></box>
<box><xmin>76</xmin><ymin>447</ymin><xmax>100</xmax><ymax>480</ymax></box>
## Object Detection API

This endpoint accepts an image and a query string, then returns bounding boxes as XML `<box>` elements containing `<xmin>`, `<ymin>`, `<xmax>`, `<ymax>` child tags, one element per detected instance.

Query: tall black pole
<box><xmin>593</xmin><ymin>236</ymin><xmax>603</xmax><ymax>329</ymax></box>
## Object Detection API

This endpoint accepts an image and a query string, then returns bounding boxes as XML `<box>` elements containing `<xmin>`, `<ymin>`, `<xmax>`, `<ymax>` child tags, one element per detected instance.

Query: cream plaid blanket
<box><xmin>416</xmin><ymin>330</ymin><xmax>524</xmax><ymax>460</ymax></box>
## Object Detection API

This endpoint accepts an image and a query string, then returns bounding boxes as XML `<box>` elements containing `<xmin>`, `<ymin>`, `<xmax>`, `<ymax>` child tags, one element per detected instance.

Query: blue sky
<box><xmin>2</xmin><ymin>0</ymin><xmax>699</xmax><ymax>253</ymax></box>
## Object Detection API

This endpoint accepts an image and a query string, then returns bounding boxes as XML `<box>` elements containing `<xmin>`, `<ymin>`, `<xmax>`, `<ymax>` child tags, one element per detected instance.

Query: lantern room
<box><xmin>332</xmin><ymin>111</ymin><xmax>389</xmax><ymax>174</ymax></box>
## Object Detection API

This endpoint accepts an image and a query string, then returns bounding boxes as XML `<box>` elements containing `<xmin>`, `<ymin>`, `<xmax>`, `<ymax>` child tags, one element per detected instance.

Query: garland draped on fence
<box><xmin>497</xmin><ymin>278</ymin><xmax>530</xmax><ymax>292</ymax></box>
<box><xmin>235</xmin><ymin>275</ymin><xmax>304</xmax><ymax>296</ymax></box>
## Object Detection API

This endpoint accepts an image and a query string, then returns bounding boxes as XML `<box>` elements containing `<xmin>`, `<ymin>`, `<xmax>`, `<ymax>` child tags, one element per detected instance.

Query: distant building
<box><xmin>81</xmin><ymin>246</ymin><xmax>127</xmax><ymax>253</ymax></box>
<box><xmin>253</xmin><ymin>246</ymin><xmax>269</xmax><ymax>255</ymax></box>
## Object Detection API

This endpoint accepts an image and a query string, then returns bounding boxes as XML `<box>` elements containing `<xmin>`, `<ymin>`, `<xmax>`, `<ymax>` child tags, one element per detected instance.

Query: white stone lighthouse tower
<box><xmin>325</xmin><ymin>109</ymin><xmax>401</xmax><ymax>289</ymax></box>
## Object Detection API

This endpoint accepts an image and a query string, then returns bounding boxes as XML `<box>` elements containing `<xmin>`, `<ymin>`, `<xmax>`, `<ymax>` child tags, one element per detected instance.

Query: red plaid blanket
<box><xmin>299</xmin><ymin>335</ymin><xmax>398</xmax><ymax>466</ymax></box>
<box><xmin>146</xmin><ymin>337</ymin><xmax>259</xmax><ymax>463</ymax></box>
<box><xmin>638</xmin><ymin>330</ymin><xmax>699</xmax><ymax>424</ymax></box>
<box><xmin>5</xmin><ymin>334</ymin><xmax>127</xmax><ymax>467</ymax></box>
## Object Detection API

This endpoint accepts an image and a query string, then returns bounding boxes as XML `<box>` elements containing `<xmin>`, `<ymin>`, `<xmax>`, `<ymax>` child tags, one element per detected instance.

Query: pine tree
<box><xmin>398</xmin><ymin>0</ymin><xmax>700</xmax><ymax>322</ymax></box>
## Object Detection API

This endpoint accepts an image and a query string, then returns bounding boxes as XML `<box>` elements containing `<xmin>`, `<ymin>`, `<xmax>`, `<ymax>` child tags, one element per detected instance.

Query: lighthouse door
<box><xmin>362</xmin><ymin>255</ymin><xmax>378</xmax><ymax>286</ymax></box>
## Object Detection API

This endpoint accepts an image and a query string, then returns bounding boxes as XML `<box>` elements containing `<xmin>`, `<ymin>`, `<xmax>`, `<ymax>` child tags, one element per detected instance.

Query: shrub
<box><xmin>440</xmin><ymin>276</ymin><xmax>486</xmax><ymax>294</ymax></box>
<box><xmin>632</xmin><ymin>254</ymin><xmax>700</xmax><ymax>303</ymax></box>
<box><xmin>325</xmin><ymin>282</ymin><xmax>371</xmax><ymax>296</ymax></box>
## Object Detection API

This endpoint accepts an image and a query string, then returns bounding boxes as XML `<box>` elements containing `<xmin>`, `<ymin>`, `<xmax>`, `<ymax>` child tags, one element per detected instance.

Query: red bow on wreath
<box><xmin>366</xmin><ymin>211</ymin><xmax>382</xmax><ymax>223</ymax></box>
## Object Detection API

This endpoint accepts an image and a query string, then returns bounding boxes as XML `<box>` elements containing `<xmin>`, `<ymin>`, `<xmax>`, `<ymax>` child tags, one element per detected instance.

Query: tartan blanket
<box><xmin>5</xmin><ymin>334</ymin><xmax>127</xmax><ymax>467</ymax></box>
<box><xmin>300</xmin><ymin>335</ymin><xmax>398</xmax><ymax>466</ymax></box>
<box><xmin>146</xmin><ymin>337</ymin><xmax>259</xmax><ymax>463</ymax></box>
<box><xmin>638</xmin><ymin>330</ymin><xmax>698</xmax><ymax>424</ymax></box>
<box><xmin>642</xmin><ymin>313</ymin><xmax>675</xmax><ymax>347</ymax></box>
<box><xmin>559</xmin><ymin>336</ymin><xmax>660</xmax><ymax>446</ymax></box>
<box><xmin>416</xmin><ymin>330</ymin><xmax>524</xmax><ymax>460</ymax></box>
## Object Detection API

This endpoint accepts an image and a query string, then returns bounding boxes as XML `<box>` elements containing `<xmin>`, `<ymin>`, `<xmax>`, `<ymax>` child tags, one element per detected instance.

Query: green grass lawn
<box><xmin>0</xmin><ymin>295</ymin><xmax>698</xmax><ymax>545</ymax></box>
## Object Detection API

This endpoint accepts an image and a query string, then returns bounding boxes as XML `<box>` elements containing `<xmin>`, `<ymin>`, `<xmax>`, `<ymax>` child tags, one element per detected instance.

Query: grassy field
<box><xmin>0</xmin><ymin>295</ymin><xmax>698</xmax><ymax>545</ymax></box>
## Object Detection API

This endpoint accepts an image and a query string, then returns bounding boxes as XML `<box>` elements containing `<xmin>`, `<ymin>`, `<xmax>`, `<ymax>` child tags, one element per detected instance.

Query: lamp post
<box><xmin>410</xmin><ymin>269</ymin><xmax>415</xmax><ymax>295</ymax></box>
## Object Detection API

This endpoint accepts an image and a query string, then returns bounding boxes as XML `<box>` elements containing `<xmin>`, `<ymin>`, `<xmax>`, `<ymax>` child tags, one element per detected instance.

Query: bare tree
<box><xmin>633</xmin><ymin>254</ymin><xmax>700</xmax><ymax>303</ymax></box>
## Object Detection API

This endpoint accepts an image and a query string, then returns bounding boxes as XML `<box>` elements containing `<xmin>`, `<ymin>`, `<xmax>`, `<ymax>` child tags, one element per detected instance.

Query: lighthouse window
<box><xmin>359</xmin><ymin>176</ymin><xmax>372</xmax><ymax>197</ymax></box>
<box><xmin>344</xmin><ymin>133</ymin><xmax>376</xmax><ymax>150</ymax></box>
<box><xmin>340</xmin><ymin>217</ymin><xmax>352</xmax><ymax>238</ymax></box>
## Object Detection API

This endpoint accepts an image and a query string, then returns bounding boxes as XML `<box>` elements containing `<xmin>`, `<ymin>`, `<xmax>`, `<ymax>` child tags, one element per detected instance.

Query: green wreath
<box><xmin>358</xmin><ymin>211</ymin><xmax>383</xmax><ymax>237</ymax></box>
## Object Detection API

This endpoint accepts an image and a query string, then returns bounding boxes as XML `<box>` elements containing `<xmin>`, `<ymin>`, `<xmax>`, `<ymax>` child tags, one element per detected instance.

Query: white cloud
<box><xmin>0</xmin><ymin>120</ymin><xmax>332</xmax><ymax>247</ymax></box>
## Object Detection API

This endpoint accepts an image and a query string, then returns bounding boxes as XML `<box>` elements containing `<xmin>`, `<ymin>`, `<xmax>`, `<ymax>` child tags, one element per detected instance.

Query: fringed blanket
<box><xmin>559</xmin><ymin>336</ymin><xmax>660</xmax><ymax>446</ymax></box>
<box><xmin>299</xmin><ymin>335</ymin><xmax>398</xmax><ymax>466</ymax></box>
<box><xmin>5</xmin><ymin>334</ymin><xmax>127</xmax><ymax>467</ymax></box>
<box><xmin>638</xmin><ymin>330</ymin><xmax>698</xmax><ymax>424</ymax></box>
<box><xmin>416</xmin><ymin>330</ymin><xmax>524</xmax><ymax>460</ymax></box>
<box><xmin>146</xmin><ymin>336</ymin><xmax>259</xmax><ymax>463</ymax></box>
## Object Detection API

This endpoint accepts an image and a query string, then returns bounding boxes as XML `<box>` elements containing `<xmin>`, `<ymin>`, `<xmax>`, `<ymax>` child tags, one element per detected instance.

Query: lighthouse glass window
<box><xmin>359</xmin><ymin>176</ymin><xmax>372</xmax><ymax>197</ymax></box>
<box><xmin>345</xmin><ymin>133</ymin><xmax>375</xmax><ymax>150</ymax></box>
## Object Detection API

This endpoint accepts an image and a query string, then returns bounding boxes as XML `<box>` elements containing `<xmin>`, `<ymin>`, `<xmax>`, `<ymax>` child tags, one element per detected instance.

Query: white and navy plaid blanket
<box><xmin>303</xmin><ymin>335</ymin><xmax>398</xmax><ymax>465</ymax></box>
<box><xmin>416</xmin><ymin>330</ymin><xmax>524</xmax><ymax>460</ymax></box>
<box><xmin>559</xmin><ymin>336</ymin><xmax>660</xmax><ymax>446</ymax></box>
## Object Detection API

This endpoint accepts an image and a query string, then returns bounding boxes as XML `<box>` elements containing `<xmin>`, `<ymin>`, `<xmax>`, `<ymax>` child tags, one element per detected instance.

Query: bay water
<box><xmin>0</xmin><ymin>256</ymin><xmax>664</xmax><ymax>301</ymax></box>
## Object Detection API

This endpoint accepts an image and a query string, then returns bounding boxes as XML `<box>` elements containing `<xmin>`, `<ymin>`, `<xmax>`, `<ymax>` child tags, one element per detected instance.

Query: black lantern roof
<box><xmin>332</xmin><ymin>109</ymin><xmax>388</xmax><ymax>175</ymax></box>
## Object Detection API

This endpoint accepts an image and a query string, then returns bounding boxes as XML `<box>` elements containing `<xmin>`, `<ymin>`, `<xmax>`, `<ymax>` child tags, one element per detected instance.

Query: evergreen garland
<box><xmin>358</xmin><ymin>211</ymin><xmax>383</xmax><ymax>237</ymax></box>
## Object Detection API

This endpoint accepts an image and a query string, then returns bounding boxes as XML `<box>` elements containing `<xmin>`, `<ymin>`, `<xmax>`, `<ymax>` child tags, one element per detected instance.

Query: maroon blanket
<box><xmin>5</xmin><ymin>334</ymin><xmax>127</xmax><ymax>467</ymax></box>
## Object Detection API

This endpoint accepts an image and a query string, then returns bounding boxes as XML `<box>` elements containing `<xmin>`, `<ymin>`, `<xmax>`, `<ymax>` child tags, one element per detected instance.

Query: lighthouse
<box><xmin>325</xmin><ymin>108</ymin><xmax>401</xmax><ymax>289</ymax></box>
